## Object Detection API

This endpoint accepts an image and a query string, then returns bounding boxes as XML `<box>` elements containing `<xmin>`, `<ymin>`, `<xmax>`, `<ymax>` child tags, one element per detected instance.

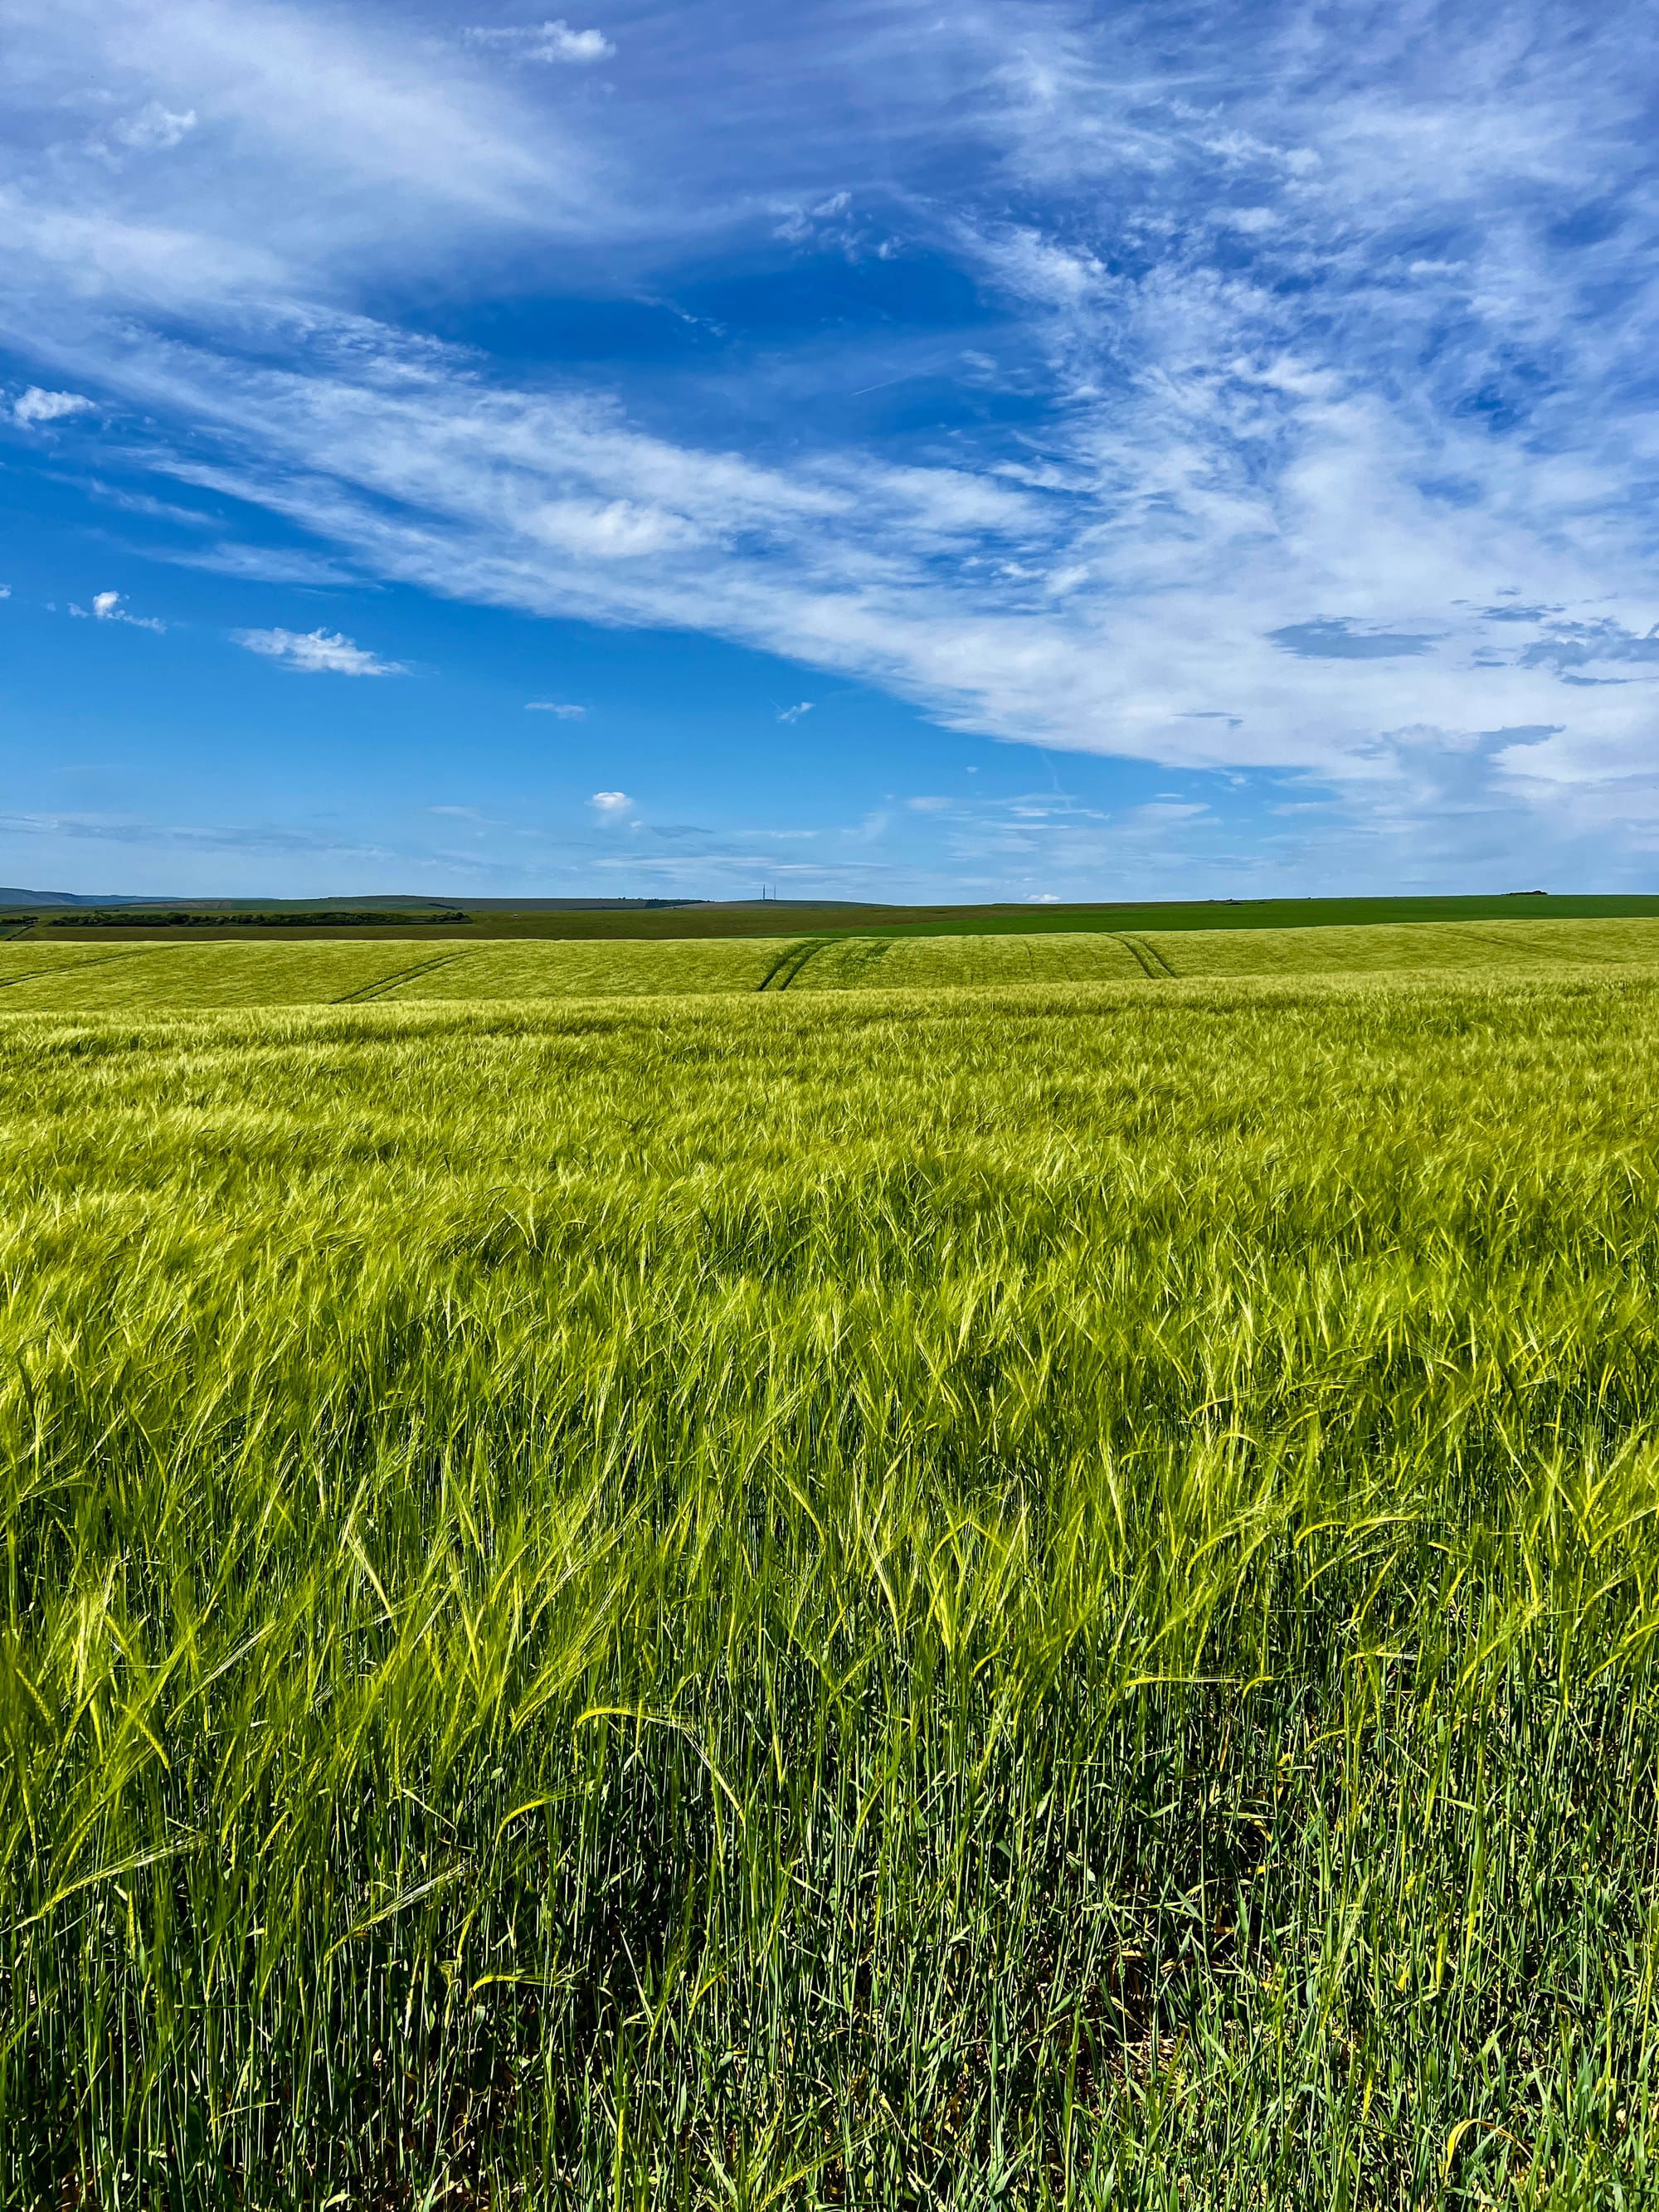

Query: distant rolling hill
<box><xmin>0</xmin><ymin>888</ymin><xmax>151</xmax><ymax>907</ymax></box>
<box><xmin>0</xmin><ymin>892</ymin><xmax>725</xmax><ymax>912</ymax></box>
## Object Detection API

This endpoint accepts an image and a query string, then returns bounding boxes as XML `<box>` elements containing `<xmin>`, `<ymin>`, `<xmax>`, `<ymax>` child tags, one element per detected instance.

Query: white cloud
<box><xmin>968</xmin><ymin>225</ymin><xmax>1106</xmax><ymax>308</ymax></box>
<box><xmin>463</xmin><ymin>20</ymin><xmax>615</xmax><ymax>64</ymax></box>
<box><xmin>529</xmin><ymin>498</ymin><xmax>704</xmax><ymax>557</ymax></box>
<box><xmin>70</xmin><ymin>588</ymin><xmax>165</xmax><ymax>631</ymax></box>
<box><xmin>233</xmin><ymin>625</ymin><xmax>402</xmax><ymax>674</ymax></box>
<box><xmin>776</xmin><ymin>701</ymin><xmax>813</xmax><ymax>722</ymax></box>
<box><xmin>163</xmin><ymin>542</ymin><xmax>362</xmax><ymax>585</ymax></box>
<box><xmin>589</xmin><ymin>790</ymin><xmax>632</xmax><ymax>815</ymax></box>
<box><xmin>12</xmin><ymin>386</ymin><xmax>93</xmax><ymax>427</ymax></box>
<box><xmin>0</xmin><ymin>805</ymin><xmax>399</xmax><ymax>863</ymax></box>
<box><xmin>0</xmin><ymin>586</ymin><xmax>10</xmax><ymax>600</ymax></box>
<box><xmin>113</xmin><ymin>103</ymin><xmax>197</xmax><ymax>152</ymax></box>
<box><xmin>0</xmin><ymin>0</ymin><xmax>598</xmax><ymax>314</ymax></box>
<box><xmin>526</xmin><ymin>699</ymin><xmax>586</xmax><ymax>717</ymax></box>
<box><xmin>906</xmin><ymin>795</ymin><xmax>949</xmax><ymax>812</ymax></box>
<box><xmin>1123</xmin><ymin>800</ymin><xmax>1210</xmax><ymax>833</ymax></box>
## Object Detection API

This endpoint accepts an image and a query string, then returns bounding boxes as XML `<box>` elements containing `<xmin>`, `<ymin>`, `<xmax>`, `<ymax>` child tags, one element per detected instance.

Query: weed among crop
<box><xmin>4</xmin><ymin>970</ymin><xmax>1659</xmax><ymax>2205</ymax></box>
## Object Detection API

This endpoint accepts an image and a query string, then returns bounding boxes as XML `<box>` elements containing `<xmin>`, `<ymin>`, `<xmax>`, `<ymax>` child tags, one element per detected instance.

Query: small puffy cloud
<box><xmin>776</xmin><ymin>701</ymin><xmax>814</xmax><ymax>723</ymax></box>
<box><xmin>114</xmin><ymin>103</ymin><xmax>197</xmax><ymax>152</ymax></box>
<box><xmin>464</xmin><ymin>20</ymin><xmax>614</xmax><ymax>63</ymax></box>
<box><xmin>590</xmin><ymin>790</ymin><xmax>632</xmax><ymax>816</ymax></box>
<box><xmin>234</xmin><ymin>626</ymin><xmax>404</xmax><ymax>674</ymax></box>
<box><xmin>12</xmin><ymin>387</ymin><xmax>93</xmax><ymax>428</ymax></box>
<box><xmin>1028</xmin><ymin>892</ymin><xmax>1059</xmax><ymax>903</ymax></box>
<box><xmin>429</xmin><ymin>805</ymin><xmax>481</xmax><ymax>819</ymax></box>
<box><xmin>1215</xmin><ymin>205</ymin><xmax>1278</xmax><ymax>236</ymax></box>
<box><xmin>906</xmin><ymin>795</ymin><xmax>949</xmax><ymax>812</ymax></box>
<box><xmin>526</xmin><ymin>699</ymin><xmax>586</xmax><ymax>717</ymax></box>
<box><xmin>0</xmin><ymin>587</ymin><xmax>10</xmax><ymax>600</ymax></box>
<box><xmin>71</xmin><ymin>590</ymin><xmax>165</xmax><ymax>633</ymax></box>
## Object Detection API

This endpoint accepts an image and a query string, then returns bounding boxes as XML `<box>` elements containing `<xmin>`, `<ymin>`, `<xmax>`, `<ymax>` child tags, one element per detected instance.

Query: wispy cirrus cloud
<box><xmin>0</xmin><ymin>807</ymin><xmax>397</xmax><ymax>858</ymax></box>
<box><xmin>82</xmin><ymin>307</ymin><xmax>1651</xmax><ymax>811</ymax></box>
<box><xmin>161</xmin><ymin>542</ymin><xmax>364</xmax><ymax>585</ymax></box>
<box><xmin>0</xmin><ymin>0</ymin><xmax>598</xmax><ymax>301</ymax></box>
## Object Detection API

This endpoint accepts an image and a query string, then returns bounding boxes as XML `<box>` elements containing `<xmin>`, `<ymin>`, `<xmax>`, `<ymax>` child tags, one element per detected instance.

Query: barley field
<box><xmin>10</xmin><ymin>912</ymin><xmax>1659</xmax><ymax>1010</ymax></box>
<box><xmin>7</xmin><ymin>953</ymin><xmax>1659</xmax><ymax>2205</ymax></box>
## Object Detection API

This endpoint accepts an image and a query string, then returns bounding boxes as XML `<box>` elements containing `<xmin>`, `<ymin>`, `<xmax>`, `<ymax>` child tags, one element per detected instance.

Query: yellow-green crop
<box><xmin>6</xmin><ymin>967</ymin><xmax>1659</xmax><ymax>2205</ymax></box>
<box><xmin>9</xmin><ymin>912</ymin><xmax>1659</xmax><ymax>1011</ymax></box>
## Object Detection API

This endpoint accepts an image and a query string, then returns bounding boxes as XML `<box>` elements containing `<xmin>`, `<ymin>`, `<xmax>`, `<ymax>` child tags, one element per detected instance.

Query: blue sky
<box><xmin>3</xmin><ymin>0</ymin><xmax>1657</xmax><ymax>901</ymax></box>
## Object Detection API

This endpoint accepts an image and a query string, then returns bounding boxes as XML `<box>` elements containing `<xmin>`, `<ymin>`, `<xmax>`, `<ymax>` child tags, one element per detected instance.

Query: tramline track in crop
<box><xmin>755</xmin><ymin>937</ymin><xmax>829</xmax><ymax>990</ymax></box>
<box><xmin>332</xmin><ymin>950</ymin><xmax>471</xmax><ymax>1004</ymax></box>
<box><xmin>1114</xmin><ymin>934</ymin><xmax>1176</xmax><ymax>979</ymax></box>
<box><xmin>0</xmin><ymin>944</ymin><xmax>171</xmax><ymax>990</ymax></box>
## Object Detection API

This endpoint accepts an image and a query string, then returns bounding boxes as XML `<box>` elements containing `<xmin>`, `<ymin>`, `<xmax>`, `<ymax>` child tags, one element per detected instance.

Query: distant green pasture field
<box><xmin>8</xmin><ymin>915</ymin><xmax>1659</xmax><ymax>1010</ymax></box>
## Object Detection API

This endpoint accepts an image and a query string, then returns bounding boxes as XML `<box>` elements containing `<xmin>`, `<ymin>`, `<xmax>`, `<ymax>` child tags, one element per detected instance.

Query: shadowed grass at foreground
<box><xmin>6</xmin><ymin>974</ymin><xmax>1659</xmax><ymax>2205</ymax></box>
